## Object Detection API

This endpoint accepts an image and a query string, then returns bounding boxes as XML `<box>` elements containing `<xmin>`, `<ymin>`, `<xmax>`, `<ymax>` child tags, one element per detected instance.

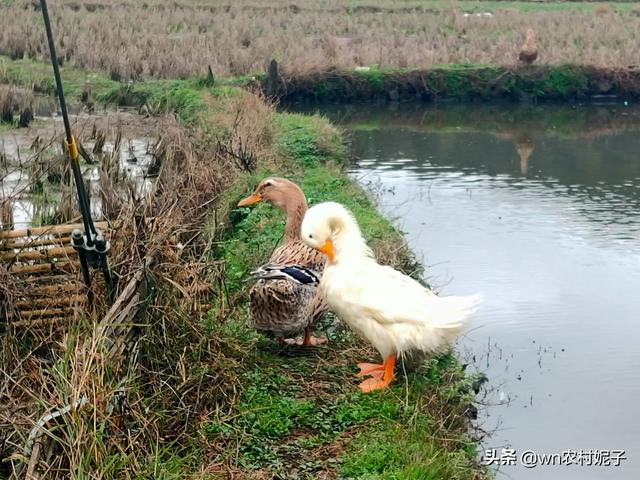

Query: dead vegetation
<box><xmin>213</xmin><ymin>91</ymin><xmax>275</xmax><ymax>173</ymax></box>
<box><xmin>0</xmin><ymin>112</ymin><xmax>162</xmax><ymax>229</ymax></box>
<box><xmin>0</xmin><ymin>0</ymin><xmax>639</xmax><ymax>80</ymax></box>
<box><xmin>0</xmin><ymin>89</ymin><xmax>284</xmax><ymax>478</ymax></box>
<box><xmin>0</xmin><ymin>86</ymin><xmax>34</xmax><ymax>128</ymax></box>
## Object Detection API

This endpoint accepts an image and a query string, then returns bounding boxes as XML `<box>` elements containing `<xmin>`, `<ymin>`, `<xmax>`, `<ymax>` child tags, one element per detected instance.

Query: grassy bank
<box><xmin>279</xmin><ymin>64</ymin><xmax>640</xmax><ymax>103</ymax></box>
<box><xmin>0</xmin><ymin>60</ymin><xmax>486</xmax><ymax>478</ymax></box>
<box><xmin>5</xmin><ymin>54</ymin><xmax>639</xmax><ymax>110</ymax></box>
<box><xmin>205</xmin><ymin>140</ymin><xmax>486</xmax><ymax>477</ymax></box>
<box><xmin>181</xmin><ymin>92</ymin><xmax>486</xmax><ymax>479</ymax></box>
<box><xmin>0</xmin><ymin>55</ymin><xmax>261</xmax><ymax>123</ymax></box>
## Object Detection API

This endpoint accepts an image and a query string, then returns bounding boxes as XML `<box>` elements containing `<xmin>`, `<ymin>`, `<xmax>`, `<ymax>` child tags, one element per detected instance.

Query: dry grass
<box><xmin>0</xmin><ymin>112</ymin><xmax>165</xmax><ymax>228</ymax></box>
<box><xmin>594</xmin><ymin>3</ymin><xmax>615</xmax><ymax>15</ymax></box>
<box><xmin>0</xmin><ymin>89</ymin><xmax>278</xmax><ymax>478</ymax></box>
<box><xmin>0</xmin><ymin>0</ymin><xmax>638</xmax><ymax>80</ymax></box>
<box><xmin>0</xmin><ymin>85</ymin><xmax>33</xmax><ymax>127</ymax></box>
<box><xmin>0</xmin><ymin>84</ymin><xmax>488</xmax><ymax>477</ymax></box>
<box><xmin>208</xmin><ymin>90</ymin><xmax>276</xmax><ymax>173</ymax></box>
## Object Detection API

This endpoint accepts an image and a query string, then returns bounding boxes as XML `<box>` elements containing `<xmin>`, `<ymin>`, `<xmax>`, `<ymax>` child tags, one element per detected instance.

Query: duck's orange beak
<box><xmin>319</xmin><ymin>239</ymin><xmax>335</xmax><ymax>263</ymax></box>
<box><xmin>237</xmin><ymin>193</ymin><xmax>262</xmax><ymax>207</ymax></box>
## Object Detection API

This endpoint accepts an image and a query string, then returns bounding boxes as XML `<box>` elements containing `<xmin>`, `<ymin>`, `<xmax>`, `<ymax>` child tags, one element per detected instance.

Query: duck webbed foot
<box><xmin>356</xmin><ymin>363</ymin><xmax>385</xmax><ymax>379</ymax></box>
<box><xmin>358</xmin><ymin>354</ymin><xmax>396</xmax><ymax>393</ymax></box>
<box><xmin>278</xmin><ymin>327</ymin><xmax>327</xmax><ymax>347</ymax></box>
<box><xmin>302</xmin><ymin>325</ymin><xmax>327</xmax><ymax>346</ymax></box>
<box><xmin>302</xmin><ymin>335</ymin><xmax>327</xmax><ymax>346</ymax></box>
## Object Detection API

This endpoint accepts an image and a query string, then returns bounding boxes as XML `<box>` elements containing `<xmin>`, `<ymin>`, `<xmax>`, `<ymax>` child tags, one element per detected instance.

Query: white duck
<box><xmin>300</xmin><ymin>202</ymin><xmax>481</xmax><ymax>393</ymax></box>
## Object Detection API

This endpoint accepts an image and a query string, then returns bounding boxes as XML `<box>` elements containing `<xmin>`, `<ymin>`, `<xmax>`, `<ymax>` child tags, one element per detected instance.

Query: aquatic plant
<box><xmin>0</xmin><ymin>85</ymin><xmax>34</xmax><ymax>127</ymax></box>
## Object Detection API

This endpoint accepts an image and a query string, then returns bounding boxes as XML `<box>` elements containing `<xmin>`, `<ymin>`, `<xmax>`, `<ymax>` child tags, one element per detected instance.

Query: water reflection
<box><xmin>297</xmin><ymin>103</ymin><xmax>640</xmax><ymax>479</ymax></box>
<box><xmin>346</xmin><ymin>116</ymin><xmax>640</xmax><ymax>249</ymax></box>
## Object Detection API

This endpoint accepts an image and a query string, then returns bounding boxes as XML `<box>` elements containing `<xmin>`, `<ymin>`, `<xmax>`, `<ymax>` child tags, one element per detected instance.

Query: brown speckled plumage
<box><xmin>519</xmin><ymin>28</ymin><xmax>538</xmax><ymax>65</ymax></box>
<box><xmin>250</xmin><ymin>278</ymin><xmax>322</xmax><ymax>337</ymax></box>
<box><xmin>239</xmin><ymin>178</ymin><xmax>327</xmax><ymax>338</ymax></box>
<box><xmin>270</xmin><ymin>240</ymin><xmax>325</xmax><ymax>273</ymax></box>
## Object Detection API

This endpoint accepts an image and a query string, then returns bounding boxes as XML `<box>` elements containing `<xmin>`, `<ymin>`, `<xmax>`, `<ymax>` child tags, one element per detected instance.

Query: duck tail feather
<box><xmin>433</xmin><ymin>293</ymin><xmax>483</xmax><ymax>330</ymax></box>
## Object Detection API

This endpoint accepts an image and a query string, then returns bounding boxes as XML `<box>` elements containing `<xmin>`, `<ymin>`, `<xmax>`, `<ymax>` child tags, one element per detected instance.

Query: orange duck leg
<box><xmin>358</xmin><ymin>354</ymin><xmax>396</xmax><ymax>393</ymax></box>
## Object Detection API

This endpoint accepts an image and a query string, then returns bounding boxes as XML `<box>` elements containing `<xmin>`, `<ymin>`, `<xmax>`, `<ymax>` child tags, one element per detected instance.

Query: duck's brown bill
<box><xmin>237</xmin><ymin>193</ymin><xmax>262</xmax><ymax>207</ymax></box>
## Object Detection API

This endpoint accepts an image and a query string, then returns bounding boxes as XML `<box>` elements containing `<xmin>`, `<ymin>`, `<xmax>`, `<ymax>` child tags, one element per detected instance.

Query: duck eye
<box><xmin>309</xmin><ymin>234</ymin><xmax>313</xmax><ymax>239</ymax></box>
<box><xmin>264</xmin><ymin>181</ymin><xmax>272</xmax><ymax>187</ymax></box>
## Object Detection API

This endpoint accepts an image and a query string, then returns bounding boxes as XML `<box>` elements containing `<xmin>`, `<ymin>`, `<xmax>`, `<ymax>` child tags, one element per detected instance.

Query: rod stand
<box><xmin>40</xmin><ymin>0</ymin><xmax>118</xmax><ymax>307</ymax></box>
<box><xmin>71</xmin><ymin>228</ymin><xmax>115</xmax><ymax>302</ymax></box>
<box><xmin>71</xmin><ymin>228</ymin><xmax>111</xmax><ymax>267</ymax></box>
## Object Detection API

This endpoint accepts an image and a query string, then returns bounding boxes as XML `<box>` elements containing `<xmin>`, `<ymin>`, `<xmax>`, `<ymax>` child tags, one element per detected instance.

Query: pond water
<box><xmin>1</xmin><ymin>112</ymin><xmax>158</xmax><ymax>229</ymax></box>
<box><xmin>296</xmin><ymin>103</ymin><xmax>640</xmax><ymax>479</ymax></box>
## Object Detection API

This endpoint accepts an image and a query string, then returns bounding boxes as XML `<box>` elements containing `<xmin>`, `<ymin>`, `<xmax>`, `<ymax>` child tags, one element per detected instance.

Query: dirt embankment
<box><xmin>273</xmin><ymin>65</ymin><xmax>640</xmax><ymax>104</ymax></box>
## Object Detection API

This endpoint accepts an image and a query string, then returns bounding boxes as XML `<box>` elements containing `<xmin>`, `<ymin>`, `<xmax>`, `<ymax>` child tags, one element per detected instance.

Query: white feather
<box><xmin>301</xmin><ymin>202</ymin><xmax>482</xmax><ymax>360</ymax></box>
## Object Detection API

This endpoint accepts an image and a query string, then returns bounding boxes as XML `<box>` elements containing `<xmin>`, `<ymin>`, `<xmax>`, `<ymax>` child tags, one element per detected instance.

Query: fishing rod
<box><xmin>39</xmin><ymin>0</ymin><xmax>114</xmax><ymax>304</ymax></box>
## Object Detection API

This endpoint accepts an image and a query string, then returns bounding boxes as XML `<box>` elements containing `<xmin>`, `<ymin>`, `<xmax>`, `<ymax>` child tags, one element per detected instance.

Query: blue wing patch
<box><xmin>280</xmin><ymin>266</ymin><xmax>318</xmax><ymax>285</ymax></box>
<box><xmin>249</xmin><ymin>264</ymin><xmax>320</xmax><ymax>286</ymax></box>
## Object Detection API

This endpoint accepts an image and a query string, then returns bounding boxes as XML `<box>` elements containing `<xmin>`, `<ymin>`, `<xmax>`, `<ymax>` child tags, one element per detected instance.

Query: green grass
<box><xmin>340</xmin><ymin>417</ymin><xmax>470</xmax><ymax>480</ymax></box>
<box><xmin>95</xmin><ymin>77</ymin><xmax>246</xmax><ymax>123</ymax></box>
<box><xmin>205</xmin><ymin>358</ymin><xmax>402</xmax><ymax>466</ymax></box>
<box><xmin>208</xmin><ymin>107</ymin><xmax>483</xmax><ymax>478</ymax></box>
<box><xmin>285</xmin><ymin>63</ymin><xmax>613</xmax><ymax>103</ymax></box>
<box><xmin>435</xmin><ymin>64</ymin><xmax>592</xmax><ymax>99</ymax></box>
<box><xmin>0</xmin><ymin>56</ymin><xmax>259</xmax><ymax>124</ymax></box>
<box><xmin>0</xmin><ymin>56</ymin><xmax>485</xmax><ymax>479</ymax></box>
<box><xmin>275</xmin><ymin>112</ymin><xmax>348</xmax><ymax>168</ymax></box>
<box><xmin>0</xmin><ymin>55</ymin><xmax>118</xmax><ymax>98</ymax></box>
<box><xmin>471</xmin><ymin>1</ymin><xmax>637</xmax><ymax>13</ymax></box>
<box><xmin>201</xmin><ymin>331</ymin><xmax>482</xmax><ymax>478</ymax></box>
<box><xmin>199</xmin><ymin>319</ymin><xmax>484</xmax><ymax>478</ymax></box>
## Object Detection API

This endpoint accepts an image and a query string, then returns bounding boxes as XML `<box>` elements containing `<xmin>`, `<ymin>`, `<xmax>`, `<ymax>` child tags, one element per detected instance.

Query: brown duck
<box><xmin>519</xmin><ymin>28</ymin><xmax>538</xmax><ymax>65</ymax></box>
<box><xmin>237</xmin><ymin>177</ymin><xmax>327</xmax><ymax>346</ymax></box>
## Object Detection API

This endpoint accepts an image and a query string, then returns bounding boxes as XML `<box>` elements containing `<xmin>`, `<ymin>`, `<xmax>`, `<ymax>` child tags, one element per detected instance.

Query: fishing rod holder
<box><xmin>40</xmin><ymin>0</ymin><xmax>115</xmax><ymax>305</ymax></box>
<box><xmin>71</xmin><ymin>228</ymin><xmax>111</xmax><ymax>269</ymax></box>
